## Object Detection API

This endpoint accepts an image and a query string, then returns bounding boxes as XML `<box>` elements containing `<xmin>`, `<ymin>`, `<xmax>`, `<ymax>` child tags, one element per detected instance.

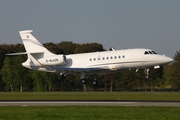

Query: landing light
<box><xmin>154</xmin><ymin>65</ymin><xmax>160</xmax><ymax>69</ymax></box>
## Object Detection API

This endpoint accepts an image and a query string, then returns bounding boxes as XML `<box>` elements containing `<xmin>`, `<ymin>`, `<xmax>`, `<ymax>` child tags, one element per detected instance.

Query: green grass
<box><xmin>0</xmin><ymin>92</ymin><xmax>180</xmax><ymax>101</ymax></box>
<box><xmin>0</xmin><ymin>106</ymin><xmax>180</xmax><ymax>120</ymax></box>
<box><xmin>0</xmin><ymin>92</ymin><xmax>180</xmax><ymax>120</ymax></box>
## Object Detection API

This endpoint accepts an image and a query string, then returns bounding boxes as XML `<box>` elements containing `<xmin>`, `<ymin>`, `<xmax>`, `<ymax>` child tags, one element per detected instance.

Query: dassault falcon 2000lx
<box><xmin>7</xmin><ymin>30</ymin><xmax>173</xmax><ymax>85</ymax></box>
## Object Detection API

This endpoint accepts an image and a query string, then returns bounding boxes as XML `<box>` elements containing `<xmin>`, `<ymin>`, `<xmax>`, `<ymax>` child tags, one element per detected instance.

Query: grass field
<box><xmin>0</xmin><ymin>92</ymin><xmax>180</xmax><ymax>101</ymax></box>
<box><xmin>0</xmin><ymin>92</ymin><xmax>180</xmax><ymax>120</ymax></box>
<box><xmin>0</xmin><ymin>106</ymin><xmax>180</xmax><ymax>120</ymax></box>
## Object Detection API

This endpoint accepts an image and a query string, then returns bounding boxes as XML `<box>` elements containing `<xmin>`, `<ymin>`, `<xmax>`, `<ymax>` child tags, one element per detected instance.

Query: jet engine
<box><xmin>38</xmin><ymin>55</ymin><xmax>66</xmax><ymax>66</ymax></box>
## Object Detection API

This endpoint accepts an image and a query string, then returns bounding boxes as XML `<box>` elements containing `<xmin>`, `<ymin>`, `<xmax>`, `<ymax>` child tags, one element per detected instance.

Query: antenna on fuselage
<box><xmin>109</xmin><ymin>47</ymin><xmax>115</xmax><ymax>51</ymax></box>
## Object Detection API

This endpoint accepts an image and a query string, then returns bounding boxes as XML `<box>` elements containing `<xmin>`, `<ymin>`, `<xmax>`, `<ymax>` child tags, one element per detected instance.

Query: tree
<box><xmin>116</xmin><ymin>70</ymin><xmax>137</xmax><ymax>91</ymax></box>
<box><xmin>147</xmin><ymin>67</ymin><xmax>164</xmax><ymax>91</ymax></box>
<box><xmin>0</xmin><ymin>55</ymin><xmax>30</xmax><ymax>92</ymax></box>
<box><xmin>102</xmin><ymin>73</ymin><xmax>119</xmax><ymax>92</ymax></box>
<box><xmin>170</xmin><ymin>50</ymin><xmax>180</xmax><ymax>89</ymax></box>
<box><xmin>1</xmin><ymin>57</ymin><xmax>15</xmax><ymax>91</ymax></box>
<box><xmin>163</xmin><ymin>64</ymin><xmax>174</xmax><ymax>90</ymax></box>
<box><xmin>57</xmin><ymin>41</ymin><xmax>76</xmax><ymax>54</ymax></box>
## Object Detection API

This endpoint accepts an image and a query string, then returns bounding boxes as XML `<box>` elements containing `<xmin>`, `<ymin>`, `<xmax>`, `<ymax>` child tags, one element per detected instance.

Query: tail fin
<box><xmin>19</xmin><ymin>30</ymin><xmax>55</xmax><ymax>69</ymax></box>
<box><xmin>19</xmin><ymin>30</ymin><xmax>55</xmax><ymax>58</ymax></box>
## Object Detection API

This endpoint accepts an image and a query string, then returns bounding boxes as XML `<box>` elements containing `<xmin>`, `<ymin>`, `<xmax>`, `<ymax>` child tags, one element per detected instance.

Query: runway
<box><xmin>0</xmin><ymin>101</ymin><xmax>180</xmax><ymax>106</ymax></box>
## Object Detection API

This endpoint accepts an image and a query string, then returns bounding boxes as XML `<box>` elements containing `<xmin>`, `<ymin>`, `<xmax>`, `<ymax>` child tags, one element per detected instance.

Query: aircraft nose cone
<box><xmin>164</xmin><ymin>56</ymin><xmax>173</xmax><ymax>64</ymax></box>
<box><xmin>156</xmin><ymin>55</ymin><xmax>173</xmax><ymax>66</ymax></box>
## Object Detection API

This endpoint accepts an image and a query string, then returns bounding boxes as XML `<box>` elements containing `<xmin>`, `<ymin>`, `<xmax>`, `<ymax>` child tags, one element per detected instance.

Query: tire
<box><xmin>81</xmin><ymin>79</ymin><xmax>87</xmax><ymax>84</ymax></box>
<box><xmin>92</xmin><ymin>80</ymin><xmax>98</xmax><ymax>86</ymax></box>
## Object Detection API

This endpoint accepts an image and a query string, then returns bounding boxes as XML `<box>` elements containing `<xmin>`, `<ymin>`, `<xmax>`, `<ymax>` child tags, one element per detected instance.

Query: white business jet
<box><xmin>7</xmin><ymin>30</ymin><xmax>173</xmax><ymax>85</ymax></box>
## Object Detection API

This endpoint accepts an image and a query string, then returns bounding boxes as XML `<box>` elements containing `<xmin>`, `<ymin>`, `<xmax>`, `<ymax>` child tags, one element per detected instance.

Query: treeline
<box><xmin>0</xmin><ymin>41</ymin><xmax>179</xmax><ymax>92</ymax></box>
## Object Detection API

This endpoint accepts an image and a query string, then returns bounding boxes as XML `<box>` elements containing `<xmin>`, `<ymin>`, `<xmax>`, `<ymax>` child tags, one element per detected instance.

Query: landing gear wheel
<box><xmin>81</xmin><ymin>79</ymin><xmax>87</xmax><ymax>84</ymax></box>
<box><xmin>92</xmin><ymin>80</ymin><xmax>98</xmax><ymax>86</ymax></box>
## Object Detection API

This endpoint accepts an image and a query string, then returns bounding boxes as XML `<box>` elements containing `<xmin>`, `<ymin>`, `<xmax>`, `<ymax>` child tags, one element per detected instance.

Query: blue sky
<box><xmin>0</xmin><ymin>0</ymin><xmax>180</xmax><ymax>58</ymax></box>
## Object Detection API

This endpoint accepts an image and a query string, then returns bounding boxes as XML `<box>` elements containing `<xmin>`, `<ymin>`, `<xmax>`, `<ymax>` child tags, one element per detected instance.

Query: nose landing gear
<box><xmin>144</xmin><ymin>68</ymin><xmax>150</xmax><ymax>78</ymax></box>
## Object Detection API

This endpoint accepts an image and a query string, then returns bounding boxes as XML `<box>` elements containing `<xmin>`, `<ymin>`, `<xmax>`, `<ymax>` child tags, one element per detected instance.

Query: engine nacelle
<box><xmin>38</xmin><ymin>55</ymin><xmax>66</xmax><ymax>66</ymax></box>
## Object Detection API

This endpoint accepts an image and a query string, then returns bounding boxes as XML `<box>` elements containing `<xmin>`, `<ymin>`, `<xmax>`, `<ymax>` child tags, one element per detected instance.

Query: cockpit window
<box><xmin>144</xmin><ymin>51</ymin><xmax>149</xmax><ymax>54</ymax></box>
<box><xmin>152</xmin><ymin>51</ymin><xmax>157</xmax><ymax>54</ymax></box>
<box><xmin>144</xmin><ymin>51</ymin><xmax>157</xmax><ymax>55</ymax></box>
<box><xmin>148</xmin><ymin>51</ymin><xmax>153</xmax><ymax>54</ymax></box>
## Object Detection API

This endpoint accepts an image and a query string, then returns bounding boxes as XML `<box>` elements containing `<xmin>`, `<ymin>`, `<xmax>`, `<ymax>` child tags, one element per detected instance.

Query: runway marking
<box><xmin>0</xmin><ymin>101</ymin><xmax>180</xmax><ymax>106</ymax></box>
<box><xmin>0</xmin><ymin>101</ymin><xmax>137</xmax><ymax>104</ymax></box>
<box><xmin>0</xmin><ymin>101</ymin><xmax>137</xmax><ymax>106</ymax></box>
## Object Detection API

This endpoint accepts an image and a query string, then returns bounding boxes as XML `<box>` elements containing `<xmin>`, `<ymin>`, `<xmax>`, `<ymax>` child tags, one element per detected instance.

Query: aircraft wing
<box><xmin>51</xmin><ymin>66</ymin><xmax>110</xmax><ymax>72</ymax></box>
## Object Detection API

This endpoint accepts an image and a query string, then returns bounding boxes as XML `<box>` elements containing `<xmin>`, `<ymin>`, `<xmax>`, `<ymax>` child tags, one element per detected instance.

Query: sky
<box><xmin>0</xmin><ymin>0</ymin><xmax>180</xmax><ymax>58</ymax></box>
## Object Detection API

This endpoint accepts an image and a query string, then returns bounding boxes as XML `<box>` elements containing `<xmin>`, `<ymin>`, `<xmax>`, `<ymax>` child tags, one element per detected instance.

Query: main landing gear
<box><xmin>81</xmin><ymin>79</ymin><xmax>87</xmax><ymax>84</ymax></box>
<box><xmin>80</xmin><ymin>72</ymin><xmax>98</xmax><ymax>86</ymax></box>
<box><xmin>92</xmin><ymin>75</ymin><xmax>98</xmax><ymax>86</ymax></box>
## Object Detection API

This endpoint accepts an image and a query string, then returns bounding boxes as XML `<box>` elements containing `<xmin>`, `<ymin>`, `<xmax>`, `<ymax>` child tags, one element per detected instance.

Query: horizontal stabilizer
<box><xmin>6</xmin><ymin>52</ymin><xmax>44</xmax><ymax>56</ymax></box>
<box><xmin>6</xmin><ymin>52</ymin><xmax>27</xmax><ymax>55</ymax></box>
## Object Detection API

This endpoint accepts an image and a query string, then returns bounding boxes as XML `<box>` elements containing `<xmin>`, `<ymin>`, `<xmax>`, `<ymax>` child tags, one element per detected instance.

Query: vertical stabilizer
<box><xmin>19</xmin><ymin>30</ymin><xmax>55</xmax><ymax>68</ymax></box>
<box><xmin>19</xmin><ymin>30</ymin><xmax>55</xmax><ymax>58</ymax></box>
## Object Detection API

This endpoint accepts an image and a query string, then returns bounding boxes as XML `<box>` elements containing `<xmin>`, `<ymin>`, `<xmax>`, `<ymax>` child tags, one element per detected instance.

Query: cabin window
<box><xmin>110</xmin><ymin>56</ymin><xmax>113</xmax><ymax>59</ymax></box>
<box><xmin>106</xmin><ymin>57</ymin><xmax>109</xmax><ymax>60</ymax></box>
<box><xmin>98</xmin><ymin>58</ymin><xmax>100</xmax><ymax>60</ymax></box>
<box><xmin>144</xmin><ymin>51</ymin><xmax>149</xmax><ymax>55</ymax></box>
<box><xmin>114</xmin><ymin>56</ymin><xmax>117</xmax><ymax>59</ymax></box>
<box><xmin>94</xmin><ymin>58</ymin><xmax>96</xmax><ymax>61</ymax></box>
<box><xmin>122</xmin><ymin>55</ymin><xmax>125</xmax><ymax>58</ymax></box>
<box><xmin>90</xmin><ymin>58</ymin><xmax>92</xmax><ymax>61</ymax></box>
<box><xmin>102</xmin><ymin>57</ymin><xmax>105</xmax><ymax>60</ymax></box>
<box><xmin>118</xmin><ymin>56</ymin><xmax>121</xmax><ymax>59</ymax></box>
